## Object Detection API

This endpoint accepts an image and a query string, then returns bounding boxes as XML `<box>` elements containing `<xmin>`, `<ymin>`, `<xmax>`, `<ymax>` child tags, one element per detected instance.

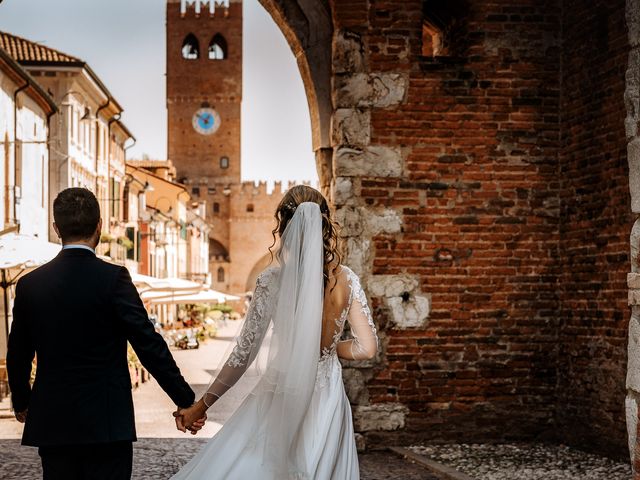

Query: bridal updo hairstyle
<box><xmin>270</xmin><ymin>185</ymin><xmax>342</xmax><ymax>290</ymax></box>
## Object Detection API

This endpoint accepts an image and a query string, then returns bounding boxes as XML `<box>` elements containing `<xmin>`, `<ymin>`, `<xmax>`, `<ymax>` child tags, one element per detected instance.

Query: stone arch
<box><xmin>208</xmin><ymin>237</ymin><xmax>228</xmax><ymax>261</ymax></box>
<box><xmin>245</xmin><ymin>253</ymin><xmax>273</xmax><ymax>293</ymax></box>
<box><xmin>257</xmin><ymin>0</ymin><xmax>333</xmax><ymax>193</ymax></box>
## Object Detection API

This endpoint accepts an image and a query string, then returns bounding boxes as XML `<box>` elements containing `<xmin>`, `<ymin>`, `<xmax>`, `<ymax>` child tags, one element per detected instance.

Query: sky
<box><xmin>0</xmin><ymin>0</ymin><xmax>318</xmax><ymax>184</ymax></box>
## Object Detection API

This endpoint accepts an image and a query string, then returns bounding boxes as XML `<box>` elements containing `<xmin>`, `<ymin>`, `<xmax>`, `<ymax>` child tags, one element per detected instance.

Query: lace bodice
<box><xmin>202</xmin><ymin>265</ymin><xmax>377</xmax><ymax>407</ymax></box>
<box><xmin>321</xmin><ymin>266</ymin><xmax>378</xmax><ymax>361</ymax></box>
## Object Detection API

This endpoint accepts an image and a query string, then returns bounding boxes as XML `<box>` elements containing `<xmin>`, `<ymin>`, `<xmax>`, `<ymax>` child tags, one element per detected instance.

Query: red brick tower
<box><xmin>167</xmin><ymin>0</ymin><xmax>241</xmax><ymax>185</ymax></box>
<box><xmin>166</xmin><ymin>0</ymin><xmax>242</xmax><ymax>287</ymax></box>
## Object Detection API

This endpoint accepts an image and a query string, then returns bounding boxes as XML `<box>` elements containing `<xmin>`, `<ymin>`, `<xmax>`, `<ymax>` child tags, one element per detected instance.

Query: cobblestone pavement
<box><xmin>409</xmin><ymin>443</ymin><xmax>632</xmax><ymax>480</ymax></box>
<box><xmin>0</xmin><ymin>438</ymin><xmax>437</xmax><ymax>479</ymax></box>
<box><xmin>0</xmin><ymin>322</ymin><xmax>434</xmax><ymax>479</ymax></box>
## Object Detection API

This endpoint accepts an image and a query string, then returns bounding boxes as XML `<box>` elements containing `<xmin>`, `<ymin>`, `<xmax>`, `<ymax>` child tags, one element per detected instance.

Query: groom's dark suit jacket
<box><xmin>6</xmin><ymin>248</ymin><xmax>195</xmax><ymax>447</ymax></box>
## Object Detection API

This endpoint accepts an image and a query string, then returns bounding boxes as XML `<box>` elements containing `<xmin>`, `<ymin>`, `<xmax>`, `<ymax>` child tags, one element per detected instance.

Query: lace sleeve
<box><xmin>337</xmin><ymin>269</ymin><xmax>378</xmax><ymax>360</ymax></box>
<box><xmin>203</xmin><ymin>268</ymin><xmax>277</xmax><ymax>407</ymax></box>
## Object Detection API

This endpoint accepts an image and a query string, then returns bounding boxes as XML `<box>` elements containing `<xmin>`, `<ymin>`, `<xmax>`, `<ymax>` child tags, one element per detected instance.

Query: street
<box><xmin>0</xmin><ymin>321</ymin><xmax>434</xmax><ymax>479</ymax></box>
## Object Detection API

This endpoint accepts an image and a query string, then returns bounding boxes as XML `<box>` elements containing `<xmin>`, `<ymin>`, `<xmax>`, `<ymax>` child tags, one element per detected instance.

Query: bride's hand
<box><xmin>174</xmin><ymin>399</ymin><xmax>208</xmax><ymax>434</ymax></box>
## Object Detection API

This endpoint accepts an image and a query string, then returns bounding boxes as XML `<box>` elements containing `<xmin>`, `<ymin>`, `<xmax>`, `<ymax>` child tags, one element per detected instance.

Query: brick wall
<box><xmin>328</xmin><ymin>0</ymin><xmax>631</xmax><ymax>454</ymax></box>
<box><xmin>332</xmin><ymin>0</ymin><xmax>565</xmax><ymax>445</ymax></box>
<box><xmin>557</xmin><ymin>0</ymin><xmax>631</xmax><ymax>457</ymax></box>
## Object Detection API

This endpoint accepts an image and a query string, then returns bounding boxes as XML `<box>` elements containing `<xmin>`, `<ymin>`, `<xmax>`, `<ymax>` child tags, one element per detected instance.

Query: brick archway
<box><xmin>257</xmin><ymin>0</ymin><xmax>334</xmax><ymax>193</ymax></box>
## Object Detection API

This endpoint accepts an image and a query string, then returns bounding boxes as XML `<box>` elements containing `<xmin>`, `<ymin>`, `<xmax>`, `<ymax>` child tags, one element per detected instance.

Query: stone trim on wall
<box><xmin>626</xmin><ymin>0</ymin><xmax>640</xmax><ymax>474</ymax></box>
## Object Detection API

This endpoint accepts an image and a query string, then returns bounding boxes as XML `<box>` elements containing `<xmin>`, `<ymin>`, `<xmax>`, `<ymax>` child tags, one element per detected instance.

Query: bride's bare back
<box><xmin>320</xmin><ymin>265</ymin><xmax>377</xmax><ymax>361</ymax></box>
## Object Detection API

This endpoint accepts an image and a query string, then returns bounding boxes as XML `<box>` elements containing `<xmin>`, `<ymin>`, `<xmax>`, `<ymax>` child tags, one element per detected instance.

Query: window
<box><xmin>217</xmin><ymin>267</ymin><xmax>225</xmax><ymax>283</ymax></box>
<box><xmin>125</xmin><ymin>227</ymin><xmax>136</xmax><ymax>260</ymax></box>
<box><xmin>213</xmin><ymin>202</ymin><xmax>220</xmax><ymax>214</ymax></box>
<box><xmin>192</xmin><ymin>186</ymin><xmax>200</xmax><ymax>196</ymax></box>
<box><xmin>110</xmin><ymin>178</ymin><xmax>121</xmax><ymax>219</ymax></box>
<box><xmin>208</xmin><ymin>34</ymin><xmax>227</xmax><ymax>60</ymax></box>
<box><xmin>208</xmin><ymin>186</ymin><xmax>216</xmax><ymax>195</ymax></box>
<box><xmin>220</xmin><ymin>156</ymin><xmax>229</xmax><ymax>169</ymax></box>
<box><xmin>246</xmin><ymin>204</ymin><xmax>254</xmax><ymax>213</ymax></box>
<box><xmin>421</xmin><ymin>0</ymin><xmax>466</xmax><ymax>57</ymax></box>
<box><xmin>182</xmin><ymin>33</ymin><xmax>200</xmax><ymax>60</ymax></box>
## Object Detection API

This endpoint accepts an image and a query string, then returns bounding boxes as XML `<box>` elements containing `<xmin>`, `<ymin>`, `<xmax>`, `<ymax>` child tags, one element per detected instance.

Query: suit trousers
<box><xmin>38</xmin><ymin>441</ymin><xmax>133</xmax><ymax>480</ymax></box>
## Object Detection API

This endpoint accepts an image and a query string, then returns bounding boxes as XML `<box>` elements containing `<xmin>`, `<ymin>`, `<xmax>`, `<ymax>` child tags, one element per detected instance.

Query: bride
<box><xmin>172</xmin><ymin>185</ymin><xmax>378</xmax><ymax>480</ymax></box>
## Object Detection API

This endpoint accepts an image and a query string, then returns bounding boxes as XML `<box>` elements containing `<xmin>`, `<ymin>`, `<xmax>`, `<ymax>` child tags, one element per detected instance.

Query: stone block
<box><xmin>344</xmin><ymin>237</ymin><xmax>371</xmax><ymax>278</ymax></box>
<box><xmin>332</xmin><ymin>176</ymin><xmax>355</xmax><ymax>206</ymax></box>
<box><xmin>627</xmin><ymin>312</ymin><xmax>640</xmax><ymax>391</ymax></box>
<box><xmin>353</xmin><ymin>403</ymin><xmax>409</xmax><ymax>432</ymax></box>
<box><xmin>369</xmin><ymin>275</ymin><xmax>430</xmax><ymax>328</ymax></box>
<box><xmin>630</xmin><ymin>273</ymin><xmax>640</xmax><ymax>289</ymax></box>
<box><xmin>369</xmin><ymin>274</ymin><xmax>419</xmax><ymax>297</ymax></box>
<box><xmin>628</xmin><ymin>0</ymin><xmax>640</xmax><ymax>47</ymax></box>
<box><xmin>629</xmin><ymin>139</ymin><xmax>640</xmax><ymax>213</ymax></box>
<box><xmin>333</xmin><ymin>30</ymin><xmax>365</xmax><ymax>74</ymax></box>
<box><xmin>335</xmin><ymin>206</ymin><xmax>364</xmax><ymax>236</ymax></box>
<box><xmin>387</xmin><ymin>295</ymin><xmax>431</xmax><ymax>328</ymax></box>
<box><xmin>334</xmin><ymin>73</ymin><xmax>407</xmax><ymax>108</ymax></box>
<box><xmin>342</xmin><ymin>367</ymin><xmax>370</xmax><ymax>405</ymax></box>
<box><xmin>331</xmin><ymin>108</ymin><xmax>371</xmax><ymax>147</ymax></box>
<box><xmin>334</xmin><ymin>146</ymin><xmax>403</xmax><ymax>178</ymax></box>
<box><xmin>627</xmin><ymin>393</ymin><xmax>638</xmax><ymax>464</ymax></box>
<box><xmin>632</xmin><ymin>219</ymin><xmax>640</xmax><ymax>273</ymax></box>
<box><xmin>337</xmin><ymin>207</ymin><xmax>402</xmax><ymax>237</ymax></box>
<box><xmin>365</xmin><ymin>208</ymin><xmax>402</xmax><ymax>235</ymax></box>
<box><xmin>625</xmin><ymin>49</ymin><xmax>640</xmax><ymax>139</ymax></box>
<box><xmin>354</xmin><ymin>433</ymin><xmax>366</xmax><ymax>453</ymax></box>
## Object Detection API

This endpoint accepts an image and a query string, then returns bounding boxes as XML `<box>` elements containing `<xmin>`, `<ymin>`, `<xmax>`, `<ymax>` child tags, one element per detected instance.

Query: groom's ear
<box><xmin>53</xmin><ymin>223</ymin><xmax>61</xmax><ymax>240</ymax></box>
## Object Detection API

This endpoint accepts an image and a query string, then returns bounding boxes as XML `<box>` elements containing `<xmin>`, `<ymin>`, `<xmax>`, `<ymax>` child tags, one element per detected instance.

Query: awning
<box><xmin>130</xmin><ymin>273</ymin><xmax>203</xmax><ymax>294</ymax></box>
<box><xmin>0</xmin><ymin>233</ymin><xmax>61</xmax><ymax>349</ymax></box>
<box><xmin>146</xmin><ymin>288</ymin><xmax>240</xmax><ymax>305</ymax></box>
<box><xmin>0</xmin><ymin>233</ymin><xmax>60</xmax><ymax>270</ymax></box>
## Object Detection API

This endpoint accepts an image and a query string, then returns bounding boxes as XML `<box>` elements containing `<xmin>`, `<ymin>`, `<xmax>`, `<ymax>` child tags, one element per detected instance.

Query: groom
<box><xmin>7</xmin><ymin>188</ymin><xmax>204</xmax><ymax>480</ymax></box>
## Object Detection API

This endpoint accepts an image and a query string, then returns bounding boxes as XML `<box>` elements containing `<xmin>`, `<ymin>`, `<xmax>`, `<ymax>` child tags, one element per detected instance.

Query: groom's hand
<box><xmin>173</xmin><ymin>406</ymin><xmax>207</xmax><ymax>435</ymax></box>
<box><xmin>15</xmin><ymin>409</ymin><xmax>27</xmax><ymax>423</ymax></box>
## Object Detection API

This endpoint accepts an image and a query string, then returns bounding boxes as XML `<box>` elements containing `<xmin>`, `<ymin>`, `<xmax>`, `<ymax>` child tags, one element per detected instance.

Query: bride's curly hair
<box><xmin>269</xmin><ymin>185</ymin><xmax>342</xmax><ymax>290</ymax></box>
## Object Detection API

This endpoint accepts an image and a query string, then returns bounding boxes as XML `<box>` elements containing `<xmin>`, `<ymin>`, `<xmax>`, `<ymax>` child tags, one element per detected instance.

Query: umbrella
<box><xmin>145</xmin><ymin>288</ymin><xmax>240</xmax><ymax>305</ymax></box>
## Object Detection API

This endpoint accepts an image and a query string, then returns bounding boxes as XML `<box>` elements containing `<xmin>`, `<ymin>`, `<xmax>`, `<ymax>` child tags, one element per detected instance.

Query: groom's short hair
<box><xmin>53</xmin><ymin>188</ymin><xmax>101</xmax><ymax>241</ymax></box>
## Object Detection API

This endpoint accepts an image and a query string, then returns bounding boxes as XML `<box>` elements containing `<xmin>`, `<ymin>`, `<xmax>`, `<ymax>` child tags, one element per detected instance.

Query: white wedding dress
<box><xmin>172</xmin><ymin>203</ymin><xmax>378</xmax><ymax>480</ymax></box>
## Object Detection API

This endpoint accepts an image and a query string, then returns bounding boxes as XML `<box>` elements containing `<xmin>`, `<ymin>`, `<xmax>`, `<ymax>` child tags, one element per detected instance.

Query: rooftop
<box><xmin>0</xmin><ymin>30</ymin><xmax>82</xmax><ymax>65</ymax></box>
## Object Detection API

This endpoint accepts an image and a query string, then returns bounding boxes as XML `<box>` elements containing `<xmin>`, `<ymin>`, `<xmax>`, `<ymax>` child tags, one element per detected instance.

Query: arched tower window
<box><xmin>217</xmin><ymin>267</ymin><xmax>225</xmax><ymax>283</ymax></box>
<box><xmin>182</xmin><ymin>33</ymin><xmax>200</xmax><ymax>60</ymax></box>
<box><xmin>208</xmin><ymin>34</ymin><xmax>227</xmax><ymax>60</ymax></box>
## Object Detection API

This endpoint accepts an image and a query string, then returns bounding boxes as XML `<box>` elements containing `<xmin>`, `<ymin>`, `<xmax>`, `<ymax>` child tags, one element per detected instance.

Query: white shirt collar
<box><xmin>62</xmin><ymin>244</ymin><xmax>96</xmax><ymax>254</ymax></box>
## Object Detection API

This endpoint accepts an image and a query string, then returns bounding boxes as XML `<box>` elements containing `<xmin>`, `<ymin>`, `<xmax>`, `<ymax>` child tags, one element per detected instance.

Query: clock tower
<box><xmin>166</xmin><ymin>0</ymin><xmax>242</xmax><ymax>186</ymax></box>
<box><xmin>166</xmin><ymin>0</ymin><xmax>284</xmax><ymax>297</ymax></box>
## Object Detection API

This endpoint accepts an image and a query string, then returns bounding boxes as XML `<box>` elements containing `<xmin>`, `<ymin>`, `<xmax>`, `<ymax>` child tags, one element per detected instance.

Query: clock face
<box><xmin>192</xmin><ymin>108</ymin><xmax>221</xmax><ymax>135</ymax></box>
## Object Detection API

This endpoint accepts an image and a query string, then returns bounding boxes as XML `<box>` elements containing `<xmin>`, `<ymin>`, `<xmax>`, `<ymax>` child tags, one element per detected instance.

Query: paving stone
<box><xmin>408</xmin><ymin>443</ymin><xmax>632</xmax><ymax>480</ymax></box>
<box><xmin>0</xmin><ymin>439</ymin><xmax>435</xmax><ymax>479</ymax></box>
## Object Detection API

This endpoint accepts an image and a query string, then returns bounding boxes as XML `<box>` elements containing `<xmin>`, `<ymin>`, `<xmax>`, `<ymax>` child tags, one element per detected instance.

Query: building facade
<box><xmin>0</xmin><ymin>47</ymin><xmax>57</xmax><ymax>240</ymax></box>
<box><xmin>166</xmin><ymin>0</ymin><xmax>284</xmax><ymax>296</ymax></box>
<box><xmin>0</xmin><ymin>31</ymin><xmax>135</xmax><ymax>245</ymax></box>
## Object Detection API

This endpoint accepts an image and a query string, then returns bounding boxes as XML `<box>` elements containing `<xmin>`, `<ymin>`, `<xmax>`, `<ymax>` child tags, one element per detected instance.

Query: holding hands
<box><xmin>174</xmin><ymin>399</ymin><xmax>208</xmax><ymax>435</ymax></box>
